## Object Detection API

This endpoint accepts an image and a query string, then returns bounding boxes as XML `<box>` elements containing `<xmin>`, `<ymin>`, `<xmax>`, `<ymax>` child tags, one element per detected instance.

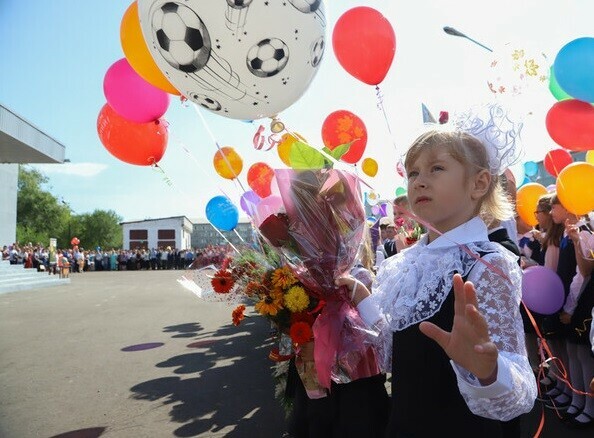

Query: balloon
<box><xmin>321</xmin><ymin>110</ymin><xmax>367</xmax><ymax>164</ymax></box>
<box><xmin>247</xmin><ymin>162</ymin><xmax>274</xmax><ymax>198</ymax></box>
<box><xmin>523</xmin><ymin>161</ymin><xmax>538</xmax><ymax>177</ymax></box>
<box><xmin>255</xmin><ymin>195</ymin><xmax>284</xmax><ymax>226</ymax></box>
<box><xmin>506</xmin><ymin>160</ymin><xmax>526</xmax><ymax>189</ymax></box>
<box><xmin>97</xmin><ymin>104</ymin><xmax>168</xmax><ymax>166</ymax></box>
<box><xmin>239</xmin><ymin>190</ymin><xmax>261</xmax><ymax>217</ymax></box>
<box><xmin>332</xmin><ymin>7</ymin><xmax>396</xmax><ymax>85</ymax></box>
<box><xmin>137</xmin><ymin>0</ymin><xmax>326</xmax><ymax>120</ymax></box>
<box><xmin>103</xmin><ymin>58</ymin><xmax>170</xmax><ymax>123</ymax></box>
<box><xmin>120</xmin><ymin>1</ymin><xmax>179</xmax><ymax>95</ymax></box>
<box><xmin>546</xmin><ymin>184</ymin><xmax>556</xmax><ymax>193</ymax></box>
<box><xmin>545</xmin><ymin>99</ymin><xmax>594</xmax><ymax>152</ymax></box>
<box><xmin>586</xmin><ymin>150</ymin><xmax>594</xmax><ymax>165</ymax></box>
<box><xmin>516</xmin><ymin>183</ymin><xmax>547</xmax><ymax>227</ymax></box>
<box><xmin>366</xmin><ymin>191</ymin><xmax>380</xmax><ymax>206</ymax></box>
<box><xmin>205</xmin><ymin>195</ymin><xmax>239</xmax><ymax>231</ymax></box>
<box><xmin>543</xmin><ymin>149</ymin><xmax>573</xmax><ymax>177</ymax></box>
<box><xmin>371</xmin><ymin>205</ymin><xmax>380</xmax><ymax>215</ymax></box>
<box><xmin>554</xmin><ymin>37</ymin><xmax>594</xmax><ymax>103</ymax></box>
<box><xmin>277</xmin><ymin>132</ymin><xmax>306</xmax><ymax>167</ymax></box>
<box><xmin>213</xmin><ymin>146</ymin><xmax>243</xmax><ymax>179</ymax></box>
<box><xmin>379</xmin><ymin>203</ymin><xmax>388</xmax><ymax>217</ymax></box>
<box><xmin>522</xmin><ymin>266</ymin><xmax>565</xmax><ymax>315</ymax></box>
<box><xmin>548</xmin><ymin>65</ymin><xmax>572</xmax><ymax>101</ymax></box>
<box><xmin>362</xmin><ymin>158</ymin><xmax>378</xmax><ymax>177</ymax></box>
<box><xmin>556</xmin><ymin>162</ymin><xmax>594</xmax><ymax>215</ymax></box>
<box><xmin>395</xmin><ymin>186</ymin><xmax>406</xmax><ymax>197</ymax></box>
<box><xmin>70</xmin><ymin>237</ymin><xmax>80</xmax><ymax>246</ymax></box>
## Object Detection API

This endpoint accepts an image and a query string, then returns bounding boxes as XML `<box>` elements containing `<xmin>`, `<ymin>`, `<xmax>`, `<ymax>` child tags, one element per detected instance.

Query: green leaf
<box><xmin>289</xmin><ymin>141</ymin><xmax>326</xmax><ymax>169</ymax></box>
<box><xmin>328</xmin><ymin>143</ymin><xmax>352</xmax><ymax>161</ymax></box>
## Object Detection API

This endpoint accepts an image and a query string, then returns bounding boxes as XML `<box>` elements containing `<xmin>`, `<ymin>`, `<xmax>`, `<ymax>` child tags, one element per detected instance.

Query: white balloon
<box><xmin>138</xmin><ymin>0</ymin><xmax>327</xmax><ymax>120</ymax></box>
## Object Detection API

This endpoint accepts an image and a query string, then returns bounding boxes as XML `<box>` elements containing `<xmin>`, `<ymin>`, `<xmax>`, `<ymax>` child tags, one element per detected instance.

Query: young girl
<box><xmin>337</xmin><ymin>129</ymin><xmax>537</xmax><ymax>436</ymax></box>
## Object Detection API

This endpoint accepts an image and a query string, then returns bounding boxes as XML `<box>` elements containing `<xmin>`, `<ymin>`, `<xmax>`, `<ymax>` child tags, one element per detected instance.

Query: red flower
<box><xmin>258</xmin><ymin>213</ymin><xmax>291</xmax><ymax>247</ymax></box>
<box><xmin>211</xmin><ymin>269</ymin><xmax>234</xmax><ymax>293</ymax></box>
<box><xmin>290</xmin><ymin>321</ymin><xmax>313</xmax><ymax>345</ymax></box>
<box><xmin>395</xmin><ymin>217</ymin><xmax>405</xmax><ymax>228</ymax></box>
<box><xmin>405</xmin><ymin>236</ymin><xmax>418</xmax><ymax>246</ymax></box>
<box><xmin>232</xmin><ymin>304</ymin><xmax>246</xmax><ymax>326</ymax></box>
<box><xmin>221</xmin><ymin>257</ymin><xmax>232</xmax><ymax>270</ymax></box>
<box><xmin>290</xmin><ymin>311</ymin><xmax>315</xmax><ymax>327</ymax></box>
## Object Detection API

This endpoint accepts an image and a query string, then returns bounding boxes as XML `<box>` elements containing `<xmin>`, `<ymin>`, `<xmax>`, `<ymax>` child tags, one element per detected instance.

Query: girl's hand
<box><xmin>335</xmin><ymin>276</ymin><xmax>371</xmax><ymax>306</ymax></box>
<box><xmin>565</xmin><ymin>219</ymin><xmax>580</xmax><ymax>243</ymax></box>
<box><xmin>419</xmin><ymin>274</ymin><xmax>498</xmax><ymax>385</ymax></box>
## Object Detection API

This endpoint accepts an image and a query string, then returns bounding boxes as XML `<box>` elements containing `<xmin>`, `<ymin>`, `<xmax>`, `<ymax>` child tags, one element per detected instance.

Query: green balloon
<box><xmin>395</xmin><ymin>186</ymin><xmax>406</xmax><ymax>197</ymax></box>
<box><xmin>549</xmin><ymin>65</ymin><xmax>572</xmax><ymax>101</ymax></box>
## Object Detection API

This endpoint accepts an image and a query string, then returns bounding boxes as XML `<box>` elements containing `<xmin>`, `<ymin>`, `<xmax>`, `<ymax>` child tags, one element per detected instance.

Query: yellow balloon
<box><xmin>586</xmin><ymin>150</ymin><xmax>594</xmax><ymax>165</ymax></box>
<box><xmin>361</xmin><ymin>158</ymin><xmax>378</xmax><ymax>177</ymax></box>
<box><xmin>120</xmin><ymin>2</ymin><xmax>179</xmax><ymax>95</ymax></box>
<box><xmin>556</xmin><ymin>162</ymin><xmax>594</xmax><ymax>215</ymax></box>
<box><xmin>213</xmin><ymin>147</ymin><xmax>243</xmax><ymax>180</ymax></box>
<box><xmin>277</xmin><ymin>132</ymin><xmax>306</xmax><ymax>167</ymax></box>
<box><xmin>516</xmin><ymin>183</ymin><xmax>548</xmax><ymax>227</ymax></box>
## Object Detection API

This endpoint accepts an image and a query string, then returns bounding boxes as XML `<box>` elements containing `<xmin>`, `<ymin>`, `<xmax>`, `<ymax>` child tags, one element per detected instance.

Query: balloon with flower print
<box><xmin>321</xmin><ymin>110</ymin><xmax>368</xmax><ymax>164</ymax></box>
<box><xmin>247</xmin><ymin>162</ymin><xmax>275</xmax><ymax>198</ymax></box>
<box><xmin>213</xmin><ymin>146</ymin><xmax>243</xmax><ymax>180</ymax></box>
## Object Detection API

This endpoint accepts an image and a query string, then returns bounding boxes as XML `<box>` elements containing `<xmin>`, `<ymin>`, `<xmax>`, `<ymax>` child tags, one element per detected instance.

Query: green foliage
<box><xmin>289</xmin><ymin>141</ymin><xmax>326</xmax><ymax>169</ymax></box>
<box><xmin>16</xmin><ymin>166</ymin><xmax>123</xmax><ymax>249</ymax></box>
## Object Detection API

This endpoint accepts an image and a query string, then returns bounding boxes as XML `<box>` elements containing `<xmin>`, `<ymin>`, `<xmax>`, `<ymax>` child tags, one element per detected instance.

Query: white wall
<box><xmin>122</xmin><ymin>217</ymin><xmax>193</xmax><ymax>250</ymax></box>
<box><xmin>0</xmin><ymin>164</ymin><xmax>18</xmax><ymax>246</ymax></box>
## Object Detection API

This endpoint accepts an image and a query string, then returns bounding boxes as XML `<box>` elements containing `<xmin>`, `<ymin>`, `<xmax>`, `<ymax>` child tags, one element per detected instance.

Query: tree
<box><xmin>16</xmin><ymin>166</ymin><xmax>69</xmax><ymax>245</ymax></box>
<box><xmin>77</xmin><ymin>210</ymin><xmax>123</xmax><ymax>250</ymax></box>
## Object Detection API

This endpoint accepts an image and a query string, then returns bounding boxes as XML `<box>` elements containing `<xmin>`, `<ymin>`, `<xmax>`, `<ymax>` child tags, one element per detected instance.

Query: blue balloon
<box><xmin>523</xmin><ymin>161</ymin><xmax>539</xmax><ymax>177</ymax></box>
<box><xmin>554</xmin><ymin>37</ymin><xmax>594</xmax><ymax>102</ymax></box>
<box><xmin>519</xmin><ymin>176</ymin><xmax>531</xmax><ymax>187</ymax></box>
<box><xmin>205</xmin><ymin>196</ymin><xmax>239</xmax><ymax>231</ymax></box>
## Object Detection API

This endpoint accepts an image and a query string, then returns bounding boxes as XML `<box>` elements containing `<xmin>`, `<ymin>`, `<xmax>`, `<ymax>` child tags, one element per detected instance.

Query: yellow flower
<box><xmin>255</xmin><ymin>289</ymin><xmax>283</xmax><ymax>317</ymax></box>
<box><xmin>284</xmin><ymin>285</ymin><xmax>310</xmax><ymax>313</ymax></box>
<box><xmin>271</xmin><ymin>266</ymin><xmax>298</xmax><ymax>289</ymax></box>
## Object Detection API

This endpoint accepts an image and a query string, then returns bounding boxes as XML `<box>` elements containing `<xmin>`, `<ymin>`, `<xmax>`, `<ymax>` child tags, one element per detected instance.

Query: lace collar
<box><xmin>371</xmin><ymin>217</ymin><xmax>498</xmax><ymax>331</ymax></box>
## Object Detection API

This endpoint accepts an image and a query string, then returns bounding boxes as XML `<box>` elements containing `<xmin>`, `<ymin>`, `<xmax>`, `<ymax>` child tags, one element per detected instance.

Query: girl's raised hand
<box><xmin>419</xmin><ymin>273</ymin><xmax>498</xmax><ymax>385</ymax></box>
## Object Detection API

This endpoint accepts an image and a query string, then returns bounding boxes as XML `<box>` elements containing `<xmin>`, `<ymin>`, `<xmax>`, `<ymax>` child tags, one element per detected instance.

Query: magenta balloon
<box><xmin>521</xmin><ymin>266</ymin><xmax>565</xmax><ymax>315</ymax></box>
<box><xmin>239</xmin><ymin>190</ymin><xmax>261</xmax><ymax>216</ymax></box>
<box><xmin>103</xmin><ymin>58</ymin><xmax>170</xmax><ymax>123</ymax></box>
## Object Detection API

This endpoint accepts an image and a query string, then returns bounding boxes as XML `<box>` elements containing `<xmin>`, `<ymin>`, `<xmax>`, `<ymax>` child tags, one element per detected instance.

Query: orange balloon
<box><xmin>247</xmin><ymin>162</ymin><xmax>274</xmax><ymax>198</ymax></box>
<box><xmin>556</xmin><ymin>162</ymin><xmax>594</xmax><ymax>215</ymax></box>
<box><xmin>277</xmin><ymin>132</ymin><xmax>307</xmax><ymax>167</ymax></box>
<box><xmin>516</xmin><ymin>183</ymin><xmax>548</xmax><ymax>227</ymax></box>
<box><xmin>213</xmin><ymin>147</ymin><xmax>243</xmax><ymax>179</ymax></box>
<box><xmin>361</xmin><ymin>158</ymin><xmax>378</xmax><ymax>177</ymax></box>
<box><xmin>97</xmin><ymin>103</ymin><xmax>168</xmax><ymax>166</ymax></box>
<box><xmin>120</xmin><ymin>2</ymin><xmax>179</xmax><ymax>95</ymax></box>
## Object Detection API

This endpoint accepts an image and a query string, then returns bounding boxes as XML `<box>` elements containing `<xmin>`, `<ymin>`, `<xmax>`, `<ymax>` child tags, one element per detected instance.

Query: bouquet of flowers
<box><xmin>257</xmin><ymin>169</ymin><xmax>381</xmax><ymax>392</ymax></box>
<box><xmin>395</xmin><ymin>217</ymin><xmax>424</xmax><ymax>246</ymax></box>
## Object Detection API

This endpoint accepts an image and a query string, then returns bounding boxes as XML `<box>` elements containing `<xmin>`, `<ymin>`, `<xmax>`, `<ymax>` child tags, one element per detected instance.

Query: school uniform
<box><xmin>358</xmin><ymin>217</ymin><xmax>537</xmax><ymax>436</ymax></box>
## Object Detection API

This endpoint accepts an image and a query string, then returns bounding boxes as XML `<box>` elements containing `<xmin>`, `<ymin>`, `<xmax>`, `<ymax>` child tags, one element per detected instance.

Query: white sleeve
<box><xmin>450</xmin><ymin>252</ymin><xmax>537</xmax><ymax>421</ymax></box>
<box><xmin>563</xmin><ymin>271</ymin><xmax>585</xmax><ymax>315</ymax></box>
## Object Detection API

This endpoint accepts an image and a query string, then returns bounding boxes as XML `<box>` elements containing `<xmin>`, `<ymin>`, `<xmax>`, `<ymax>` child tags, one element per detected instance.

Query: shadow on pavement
<box><xmin>163</xmin><ymin>322</ymin><xmax>204</xmax><ymax>339</ymax></box>
<box><xmin>130</xmin><ymin>317</ymin><xmax>287</xmax><ymax>437</ymax></box>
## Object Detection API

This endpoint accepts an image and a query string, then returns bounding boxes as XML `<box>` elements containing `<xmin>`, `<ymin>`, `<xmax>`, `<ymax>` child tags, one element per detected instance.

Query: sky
<box><xmin>1</xmin><ymin>0</ymin><xmax>592</xmax><ymax>222</ymax></box>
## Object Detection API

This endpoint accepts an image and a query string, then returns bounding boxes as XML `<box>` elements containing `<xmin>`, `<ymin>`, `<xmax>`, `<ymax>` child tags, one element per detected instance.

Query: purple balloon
<box><xmin>371</xmin><ymin>205</ymin><xmax>380</xmax><ymax>215</ymax></box>
<box><xmin>522</xmin><ymin>266</ymin><xmax>565</xmax><ymax>315</ymax></box>
<box><xmin>379</xmin><ymin>202</ymin><xmax>388</xmax><ymax>217</ymax></box>
<box><xmin>240</xmin><ymin>190</ymin><xmax>261</xmax><ymax>216</ymax></box>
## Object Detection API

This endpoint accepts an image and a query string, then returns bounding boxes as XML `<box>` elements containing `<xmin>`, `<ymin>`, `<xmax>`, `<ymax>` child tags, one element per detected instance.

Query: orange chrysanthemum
<box><xmin>255</xmin><ymin>289</ymin><xmax>283</xmax><ymax>316</ymax></box>
<box><xmin>271</xmin><ymin>266</ymin><xmax>298</xmax><ymax>289</ymax></box>
<box><xmin>211</xmin><ymin>269</ymin><xmax>234</xmax><ymax>293</ymax></box>
<box><xmin>289</xmin><ymin>321</ymin><xmax>312</xmax><ymax>345</ymax></box>
<box><xmin>232</xmin><ymin>304</ymin><xmax>246</xmax><ymax>326</ymax></box>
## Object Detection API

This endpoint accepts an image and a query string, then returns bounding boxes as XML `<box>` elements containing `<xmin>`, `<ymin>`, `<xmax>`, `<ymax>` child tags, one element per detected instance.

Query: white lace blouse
<box><xmin>358</xmin><ymin>217</ymin><xmax>537</xmax><ymax>422</ymax></box>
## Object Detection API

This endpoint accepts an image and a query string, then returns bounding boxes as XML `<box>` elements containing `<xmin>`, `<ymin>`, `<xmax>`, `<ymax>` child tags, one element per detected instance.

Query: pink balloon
<box><xmin>103</xmin><ymin>58</ymin><xmax>170</xmax><ymax>123</ymax></box>
<box><xmin>254</xmin><ymin>196</ymin><xmax>284</xmax><ymax>227</ymax></box>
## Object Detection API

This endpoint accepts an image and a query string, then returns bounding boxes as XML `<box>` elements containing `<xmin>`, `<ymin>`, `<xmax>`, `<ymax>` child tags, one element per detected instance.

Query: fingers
<box><xmin>463</xmin><ymin>280</ymin><xmax>479</xmax><ymax>310</ymax></box>
<box><xmin>465</xmin><ymin>303</ymin><xmax>491</xmax><ymax>342</ymax></box>
<box><xmin>452</xmin><ymin>273</ymin><xmax>466</xmax><ymax>316</ymax></box>
<box><xmin>419</xmin><ymin>321</ymin><xmax>450</xmax><ymax>350</ymax></box>
<box><xmin>335</xmin><ymin>276</ymin><xmax>355</xmax><ymax>289</ymax></box>
<box><xmin>474</xmin><ymin>341</ymin><xmax>498</xmax><ymax>357</ymax></box>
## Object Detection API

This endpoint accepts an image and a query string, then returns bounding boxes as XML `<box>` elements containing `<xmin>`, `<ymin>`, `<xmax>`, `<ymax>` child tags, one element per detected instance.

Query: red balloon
<box><xmin>70</xmin><ymin>237</ymin><xmax>80</xmax><ymax>246</ymax></box>
<box><xmin>332</xmin><ymin>7</ymin><xmax>396</xmax><ymax>86</ymax></box>
<box><xmin>546</xmin><ymin>99</ymin><xmax>594</xmax><ymax>151</ymax></box>
<box><xmin>544</xmin><ymin>149</ymin><xmax>573</xmax><ymax>177</ymax></box>
<box><xmin>321</xmin><ymin>110</ymin><xmax>367</xmax><ymax>164</ymax></box>
<box><xmin>247</xmin><ymin>162</ymin><xmax>274</xmax><ymax>198</ymax></box>
<box><xmin>97</xmin><ymin>103</ymin><xmax>168</xmax><ymax>166</ymax></box>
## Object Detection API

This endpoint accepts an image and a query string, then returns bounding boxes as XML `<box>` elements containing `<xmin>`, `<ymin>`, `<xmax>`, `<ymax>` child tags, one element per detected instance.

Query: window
<box><xmin>129</xmin><ymin>229</ymin><xmax>148</xmax><ymax>240</ymax></box>
<box><xmin>158</xmin><ymin>229</ymin><xmax>175</xmax><ymax>239</ymax></box>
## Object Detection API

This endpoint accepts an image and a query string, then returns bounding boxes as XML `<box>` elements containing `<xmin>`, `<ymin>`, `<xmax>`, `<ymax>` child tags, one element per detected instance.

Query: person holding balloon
<box><xmin>335</xmin><ymin>124</ymin><xmax>537</xmax><ymax>436</ymax></box>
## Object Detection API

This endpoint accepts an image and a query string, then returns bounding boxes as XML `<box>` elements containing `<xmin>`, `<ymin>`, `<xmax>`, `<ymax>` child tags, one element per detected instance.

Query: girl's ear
<box><xmin>470</xmin><ymin>169</ymin><xmax>491</xmax><ymax>200</ymax></box>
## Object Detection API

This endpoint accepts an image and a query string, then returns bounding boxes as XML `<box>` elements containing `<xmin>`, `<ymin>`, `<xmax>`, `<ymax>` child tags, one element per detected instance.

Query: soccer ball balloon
<box><xmin>138</xmin><ymin>0</ymin><xmax>326</xmax><ymax>121</ymax></box>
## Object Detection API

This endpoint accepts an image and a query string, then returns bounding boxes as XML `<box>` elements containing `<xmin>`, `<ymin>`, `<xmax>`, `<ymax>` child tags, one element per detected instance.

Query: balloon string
<box><xmin>375</xmin><ymin>85</ymin><xmax>399</xmax><ymax>156</ymax></box>
<box><xmin>192</xmin><ymin>103</ymin><xmax>248</xmax><ymax>193</ymax></box>
<box><xmin>233</xmin><ymin>229</ymin><xmax>245</xmax><ymax>243</ymax></box>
